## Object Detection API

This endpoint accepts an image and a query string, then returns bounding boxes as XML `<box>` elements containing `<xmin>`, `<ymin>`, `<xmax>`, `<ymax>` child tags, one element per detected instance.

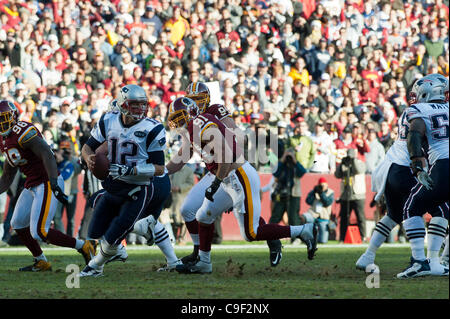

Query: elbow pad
<box><xmin>135</xmin><ymin>163</ymin><xmax>156</xmax><ymax>177</ymax></box>
<box><xmin>407</xmin><ymin>130</ymin><xmax>425</xmax><ymax>159</ymax></box>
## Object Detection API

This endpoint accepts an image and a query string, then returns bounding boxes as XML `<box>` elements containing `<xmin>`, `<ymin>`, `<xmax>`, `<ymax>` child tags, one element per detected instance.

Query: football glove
<box><xmin>109</xmin><ymin>164</ymin><xmax>135</xmax><ymax>179</ymax></box>
<box><xmin>417</xmin><ymin>170</ymin><xmax>434</xmax><ymax>191</ymax></box>
<box><xmin>205</xmin><ymin>177</ymin><xmax>222</xmax><ymax>202</ymax></box>
<box><xmin>50</xmin><ymin>178</ymin><xmax>69</xmax><ymax>205</ymax></box>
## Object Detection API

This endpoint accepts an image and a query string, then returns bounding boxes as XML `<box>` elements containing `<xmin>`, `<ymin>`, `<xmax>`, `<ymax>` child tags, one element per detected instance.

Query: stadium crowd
<box><xmin>0</xmin><ymin>0</ymin><xmax>449</xmax><ymax>244</ymax></box>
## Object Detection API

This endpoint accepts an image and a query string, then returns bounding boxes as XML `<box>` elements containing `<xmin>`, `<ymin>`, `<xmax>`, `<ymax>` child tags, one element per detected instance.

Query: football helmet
<box><xmin>116</xmin><ymin>84</ymin><xmax>149</xmax><ymax>120</ymax></box>
<box><xmin>0</xmin><ymin>100</ymin><xmax>19</xmax><ymax>136</ymax></box>
<box><xmin>185</xmin><ymin>82</ymin><xmax>210</xmax><ymax>113</ymax></box>
<box><xmin>409</xmin><ymin>73</ymin><xmax>449</xmax><ymax>105</ymax></box>
<box><xmin>167</xmin><ymin>97</ymin><xmax>199</xmax><ymax>129</ymax></box>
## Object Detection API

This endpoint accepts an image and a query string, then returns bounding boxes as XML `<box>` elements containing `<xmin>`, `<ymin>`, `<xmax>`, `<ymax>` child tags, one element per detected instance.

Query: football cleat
<box><xmin>356</xmin><ymin>252</ymin><xmax>375</xmax><ymax>271</ymax></box>
<box><xmin>105</xmin><ymin>244</ymin><xmax>128</xmax><ymax>264</ymax></box>
<box><xmin>397</xmin><ymin>257</ymin><xmax>431</xmax><ymax>279</ymax></box>
<box><xmin>79</xmin><ymin>265</ymin><xmax>104</xmax><ymax>278</ymax></box>
<box><xmin>77</xmin><ymin>240</ymin><xmax>96</xmax><ymax>265</ymax></box>
<box><xmin>19</xmin><ymin>259</ymin><xmax>52</xmax><ymax>272</ymax></box>
<box><xmin>267</xmin><ymin>239</ymin><xmax>282</xmax><ymax>267</ymax></box>
<box><xmin>175</xmin><ymin>257</ymin><xmax>212</xmax><ymax>274</ymax></box>
<box><xmin>157</xmin><ymin>259</ymin><xmax>183</xmax><ymax>272</ymax></box>
<box><xmin>429</xmin><ymin>259</ymin><xmax>449</xmax><ymax>276</ymax></box>
<box><xmin>180</xmin><ymin>245</ymin><xmax>200</xmax><ymax>265</ymax></box>
<box><xmin>298</xmin><ymin>223</ymin><xmax>318</xmax><ymax>260</ymax></box>
<box><xmin>440</xmin><ymin>255</ymin><xmax>449</xmax><ymax>267</ymax></box>
<box><xmin>133</xmin><ymin>215</ymin><xmax>157</xmax><ymax>245</ymax></box>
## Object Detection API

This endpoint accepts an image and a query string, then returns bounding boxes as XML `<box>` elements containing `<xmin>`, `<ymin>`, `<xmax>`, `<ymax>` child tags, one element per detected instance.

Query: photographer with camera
<box><xmin>301</xmin><ymin>177</ymin><xmax>335</xmax><ymax>243</ymax></box>
<box><xmin>269</xmin><ymin>148</ymin><xmax>307</xmax><ymax>232</ymax></box>
<box><xmin>335</xmin><ymin>148</ymin><xmax>367</xmax><ymax>242</ymax></box>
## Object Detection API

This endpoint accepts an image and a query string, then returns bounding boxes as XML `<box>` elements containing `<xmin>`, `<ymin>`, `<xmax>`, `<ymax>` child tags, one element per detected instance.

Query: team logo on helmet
<box><xmin>116</xmin><ymin>85</ymin><xmax>149</xmax><ymax>120</ymax></box>
<box><xmin>168</xmin><ymin>97</ymin><xmax>199</xmax><ymax>129</ymax></box>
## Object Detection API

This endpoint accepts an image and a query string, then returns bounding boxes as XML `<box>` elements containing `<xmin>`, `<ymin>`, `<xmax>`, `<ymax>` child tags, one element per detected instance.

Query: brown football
<box><xmin>92</xmin><ymin>142</ymin><xmax>110</xmax><ymax>180</ymax></box>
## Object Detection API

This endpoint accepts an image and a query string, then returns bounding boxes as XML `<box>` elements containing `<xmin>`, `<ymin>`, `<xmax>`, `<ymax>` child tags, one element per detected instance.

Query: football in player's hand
<box><xmin>92</xmin><ymin>143</ymin><xmax>109</xmax><ymax>180</ymax></box>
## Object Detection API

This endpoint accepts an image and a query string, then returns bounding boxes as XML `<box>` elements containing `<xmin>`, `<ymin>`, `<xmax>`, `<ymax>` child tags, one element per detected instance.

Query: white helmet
<box><xmin>409</xmin><ymin>73</ymin><xmax>449</xmax><ymax>105</ymax></box>
<box><xmin>116</xmin><ymin>84</ymin><xmax>149</xmax><ymax>120</ymax></box>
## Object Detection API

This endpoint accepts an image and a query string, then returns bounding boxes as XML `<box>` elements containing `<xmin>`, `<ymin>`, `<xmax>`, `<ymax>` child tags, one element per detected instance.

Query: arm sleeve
<box><xmin>146</xmin><ymin>124</ymin><xmax>166</xmax><ymax>152</ymax></box>
<box><xmin>85</xmin><ymin>136</ymin><xmax>103</xmax><ymax>152</ymax></box>
<box><xmin>146</xmin><ymin>150</ymin><xmax>165</xmax><ymax>165</ymax></box>
<box><xmin>294</xmin><ymin>161</ymin><xmax>307</xmax><ymax>178</ymax></box>
<box><xmin>320</xmin><ymin>190</ymin><xmax>335</xmax><ymax>207</ymax></box>
<box><xmin>305</xmin><ymin>190</ymin><xmax>315</xmax><ymax>206</ymax></box>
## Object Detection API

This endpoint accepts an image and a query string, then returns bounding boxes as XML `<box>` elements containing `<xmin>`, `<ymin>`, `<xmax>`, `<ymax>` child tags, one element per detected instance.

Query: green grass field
<box><xmin>0</xmin><ymin>242</ymin><xmax>448</xmax><ymax>299</ymax></box>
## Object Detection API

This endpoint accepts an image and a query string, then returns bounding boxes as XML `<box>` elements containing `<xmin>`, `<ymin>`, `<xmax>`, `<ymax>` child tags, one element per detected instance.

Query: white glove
<box><xmin>417</xmin><ymin>170</ymin><xmax>434</xmax><ymax>191</ymax></box>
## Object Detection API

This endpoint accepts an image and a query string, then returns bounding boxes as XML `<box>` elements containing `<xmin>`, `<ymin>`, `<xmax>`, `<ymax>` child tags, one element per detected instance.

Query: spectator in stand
<box><xmin>302</xmin><ymin>177</ymin><xmax>335</xmax><ymax>244</ymax></box>
<box><xmin>364</xmin><ymin>128</ymin><xmax>385</xmax><ymax>174</ymax></box>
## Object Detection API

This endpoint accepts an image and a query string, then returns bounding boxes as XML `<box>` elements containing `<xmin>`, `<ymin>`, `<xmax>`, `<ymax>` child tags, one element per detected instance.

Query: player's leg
<box><xmin>398</xmin><ymin>160</ymin><xmax>449</xmax><ymax>278</ymax></box>
<box><xmin>441</xmin><ymin>233</ymin><xmax>449</xmax><ymax>266</ymax></box>
<box><xmin>10</xmin><ymin>188</ymin><xmax>50</xmax><ymax>271</ymax></box>
<box><xmin>178</xmin><ymin>172</ymin><xmax>215</xmax><ymax>263</ymax></box>
<box><xmin>29</xmin><ymin>178</ymin><xmax>94</xmax><ymax>265</ymax></box>
<box><xmin>176</xmin><ymin>183</ymin><xmax>234</xmax><ymax>274</ymax></box>
<box><xmin>427</xmin><ymin>202</ymin><xmax>449</xmax><ymax>273</ymax></box>
<box><xmin>357</xmin><ymin>164</ymin><xmax>413</xmax><ymax>270</ymax></box>
<box><xmin>234</xmin><ymin>163</ymin><xmax>317</xmax><ymax>260</ymax></box>
<box><xmin>82</xmin><ymin>185</ymin><xmax>151</xmax><ymax>276</ymax></box>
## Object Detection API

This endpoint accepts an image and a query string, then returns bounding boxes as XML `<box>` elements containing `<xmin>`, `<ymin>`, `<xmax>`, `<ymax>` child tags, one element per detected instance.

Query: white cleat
<box><xmin>157</xmin><ymin>259</ymin><xmax>183</xmax><ymax>272</ymax></box>
<box><xmin>429</xmin><ymin>259</ymin><xmax>449</xmax><ymax>276</ymax></box>
<box><xmin>79</xmin><ymin>265</ymin><xmax>104</xmax><ymax>278</ymax></box>
<box><xmin>440</xmin><ymin>255</ymin><xmax>449</xmax><ymax>267</ymax></box>
<box><xmin>176</xmin><ymin>258</ymin><xmax>212</xmax><ymax>274</ymax></box>
<box><xmin>397</xmin><ymin>257</ymin><xmax>431</xmax><ymax>279</ymax></box>
<box><xmin>298</xmin><ymin>223</ymin><xmax>318</xmax><ymax>260</ymax></box>
<box><xmin>356</xmin><ymin>253</ymin><xmax>375</xmax><ymax>271</ymax></box>
<box><xmin>105</xmin><ymin>244</ymin><xmax>128</xmax><ymax>264</ymax></box>
<box><xmin>133</xmin><ymin>215</ymin><xmax>157</xmax><ymax>245</ymax></box>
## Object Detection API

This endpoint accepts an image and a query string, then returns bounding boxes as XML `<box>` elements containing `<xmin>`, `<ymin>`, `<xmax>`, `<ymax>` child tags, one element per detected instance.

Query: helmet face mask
<box><xmin>0</xmin><ymin>101</ymin><xmax>18</xmax><ymax>136</ymax></box>
<box><xmin>186</xmin><ymin>82</ymin><xmax>210</xmax><ymax>113</ymax></box>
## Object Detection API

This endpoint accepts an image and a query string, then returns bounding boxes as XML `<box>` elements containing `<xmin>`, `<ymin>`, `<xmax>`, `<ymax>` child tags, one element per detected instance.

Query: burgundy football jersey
<box><xmin>0</xmin><ymin>121</ymin><xmax>48</xmax><ymax>188</ymax></box>
<box><xmin>204</xmin><ymin>104</ymin><xmax>231</xmax><ymax>121</ymax></box>
<box><xmin>187</xmin><ymin>113</ymin><xmax>239</xmax><ymax>174</ymax></box>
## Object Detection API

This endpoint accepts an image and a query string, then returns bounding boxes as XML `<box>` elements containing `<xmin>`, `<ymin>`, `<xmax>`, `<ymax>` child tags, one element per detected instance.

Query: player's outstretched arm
<box><xmin>0</xmin><ymin>160</ymin><xmax>18</xmax><ymax>194</ymax></box>
<box><xmin>22</xmin><ymin>135</ymin><xmax>69</xmax><ymax>204</ymax></box>
<box><xmin>166</xmin><ymin>137</ymin><xmax>192</xmax><ymax>175</ymax></box>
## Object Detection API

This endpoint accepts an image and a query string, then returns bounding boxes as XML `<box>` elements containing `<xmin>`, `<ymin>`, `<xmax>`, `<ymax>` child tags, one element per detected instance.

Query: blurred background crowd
<box><xmin>0</xmin><ymin>0</ymin><xmax>448</xmax><ymax>246</ymax></box>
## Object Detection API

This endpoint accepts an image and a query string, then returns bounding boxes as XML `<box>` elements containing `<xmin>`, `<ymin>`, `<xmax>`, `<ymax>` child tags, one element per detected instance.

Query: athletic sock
<box><xmin>442</xmin><ymin>235</ymin><xmax>449</xmax><ymax>259</ymax></box>
<box><xmin>75</xmin><ymin>239</ymin><xmax>85</xmax><ymax>250</ymax></box>
<box><xmin>15</xmin><ymin>227</ymin><xmax>43</xmax><ymax>257</ymax></box>
<box><xmin>403</xmin><ymin>216</ymin><xmax>426</xmax><ymax>261</ymax></box>
<box><xmin>35</xmin><ymin>253</ymin><xmax>47</xmax><ymax>262</ymax></box>
<box><xmin>199</xmin><ymin>250</ymin><xmax>211</xmax><ymax>263</ymax></box>
<box><xmin>289</xmin><ymin>225</ymin><xmax>305</xmax><ymax>238</ymax></box>
<box><xmin>198</xmin><ymin>223</ymin><xmax>214</xmax><ymax>254</ymax></box>
<box><xmin>89</xmin><ymin>240</ymin><xmax>117</xmax><ymax>269</ymax></box>
<box><xmin>46</xmin><ymin>229</ymin><xmax>76</xmax><ymax>248</ymax></box>
<box><xmin>366</xmin><ymin>215</ymin><xmax>397</xmax><ymax>256</ymax></box>
<box><xmin>427</xmin><ymin>217</ymin><xmax>448</xmax><ymax>263</ymax></box>
<box><xmin>185</xmin><ymin>220</ymin><xmax>200</xmax><ymax>246</ymax></box>
<box><xmin>154</xmin><ymin>221</ymin><xmax>178</xmax><ymax>264</ymax></box>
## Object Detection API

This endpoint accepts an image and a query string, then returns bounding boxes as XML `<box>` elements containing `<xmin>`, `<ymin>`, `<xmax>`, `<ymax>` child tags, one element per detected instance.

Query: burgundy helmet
<box><xmin>0</xmin><ymin>100</ymin><xmax>19</xmax><ymax>136</ymax></box>
<box><xmin>185</xmin><ymin>82</ymin><xmax>210</xmax><ymax>113</ymax></box>
<box><xmin>167</xmin><ymin>97</ymin><xmax>199</xmax><ymax>129</ymax></box>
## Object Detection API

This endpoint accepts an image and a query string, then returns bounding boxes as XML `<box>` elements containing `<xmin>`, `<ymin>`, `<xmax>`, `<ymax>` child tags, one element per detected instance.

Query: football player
<box><xmin>0</xmin><ymin>100</ymin><xmax>95</xmax><ymax>271</ymax></box>
<box><xmin>356</xmin><ymin>97</ymin><xmax>449</xmax><ymax>271</ymax></box>
<box><xmin>169</xmin><ymin>82</ymin><xmax>283</xmax><ymax>267</ymax></box>
<box><xmin>166</xmin><ymin>97</ymin><xmax>317</xmax><ymax>274</ymax></box>
<box><xmin>397</xmin><ymin>73</ymin><xmax>449</xmax><ymax>278</ymax></box>
<box><xmin>80</xmin><ymin>84</ymin><xmax>168</xmax><ymax>277</ymax></box>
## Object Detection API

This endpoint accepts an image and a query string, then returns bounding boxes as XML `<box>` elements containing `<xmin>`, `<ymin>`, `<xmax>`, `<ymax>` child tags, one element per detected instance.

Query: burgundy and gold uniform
<box><xmin>204</xmin><ymin>104</ymin><xmax>231</xmax><ymax>121</ymax></box>
<box><xmin>0</xmin><ymin>121</ymin><xmax>48</xmax><ymax>188</ymax></box>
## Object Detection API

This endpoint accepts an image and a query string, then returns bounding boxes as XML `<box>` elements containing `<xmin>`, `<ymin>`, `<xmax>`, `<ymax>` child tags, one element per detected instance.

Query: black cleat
<box><xmin>180</xmin><ymin>245</ymin><xmax>199</xmax><ymax>265</ymax></box>
<box><xmin>267</xmin><ymin>240</ymin><xmax>282</xmax><ymax>267</ymax></box>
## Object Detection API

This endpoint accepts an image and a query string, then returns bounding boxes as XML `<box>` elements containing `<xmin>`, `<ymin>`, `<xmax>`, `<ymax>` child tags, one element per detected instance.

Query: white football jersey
<box><xmin>406</xmin><ymin>102</ymin><xmax>449</xmax><ymax>165</ymax></box>
<box><xmin>90</xmin><ymin>111</ymin><xmax>166</xmax><ymax>185</ymax></box>
<box><xmin>385</xmin><ymin>110</ymin><xmax>411</xmax><ymax>167</ymax></box>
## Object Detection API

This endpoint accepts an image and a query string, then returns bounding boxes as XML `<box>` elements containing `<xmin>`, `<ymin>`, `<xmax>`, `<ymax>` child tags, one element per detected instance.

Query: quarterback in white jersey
<box><xmin>397</xmin><ymin>73</ymin><xmax>449</xmax><ymax>279</ymax></box>
<box><xmin>79</xmin><ymin>84</ymin><xmax>167</xmax><ymax>277</ymax></box>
